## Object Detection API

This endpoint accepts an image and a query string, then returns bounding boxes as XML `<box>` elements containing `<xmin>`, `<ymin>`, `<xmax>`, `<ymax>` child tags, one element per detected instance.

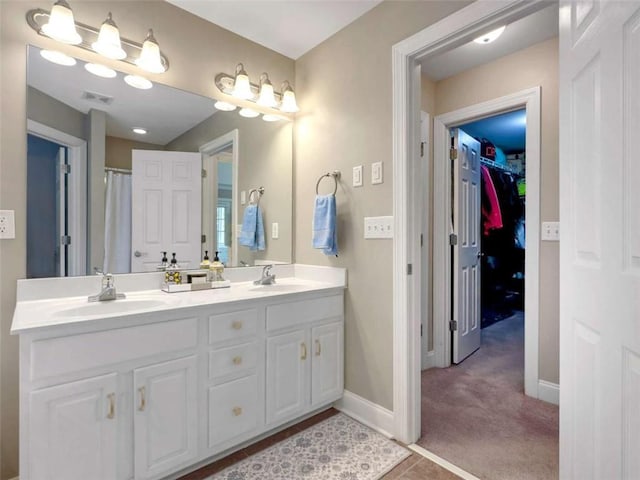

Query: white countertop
<box><xmin>11</xmin><ymin>265</ymin><xmax>346</xmax><ymax>334</ymax></box>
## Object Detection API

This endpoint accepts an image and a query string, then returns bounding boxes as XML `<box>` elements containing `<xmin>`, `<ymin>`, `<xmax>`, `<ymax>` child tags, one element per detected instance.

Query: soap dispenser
<box><xmin>157</xmin><ymin>251</ymin><xmax>169</xmax><ymax>271</ymax></box>
<box><xmin>165</xmin><ymin>253</ymin><xmax>182</xmax><ymax>284</ymax></box>
<box><xmin>209</xmin><ymin>251</ymin><xmax>224</xmax><ymax>282</ymax></box>
<box><xmin>200</xmin><ymin>250</ymin><xmax>210</xmax><ymax>270</ymax></box>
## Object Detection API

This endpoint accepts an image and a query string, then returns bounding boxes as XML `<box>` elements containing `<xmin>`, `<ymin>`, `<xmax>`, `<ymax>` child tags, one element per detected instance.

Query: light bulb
<box><xmin>239</xmin><ymin>108</ymin><xmax>259</xmax><ymax>118</ymax></box>
<box><xmin>41</xmin><ymin>0</ymin><xmax>82</xmax><ymax>45</ymax></box>
<box><xmin>40</xmin><ymin>49</ymin><xmax>76</xmax><ymax>66</ymax></box>
<box><xmin>232</xmin><ymin>63</ymin><xmax>253</xmax><ymax>100</ymax></box>
<box><xmin>280</xmin><ymin>81</ymin><xmax>299</xmax><ymax>113</ymax></box>
<box><xmin>132</xmin><ymin>128</ymin><xmax>147</xmax><ymax>135</ymax></box>
<box><xmin>136</xmin><ymin>29</ymin><xmax>166</xmax><ymax>74</ymax></box>
<box><xmin>124</xmin><ymin>75</ymin><xmax>152</xmax><ymax>90</ymax></box>
<box><xmin>214</xmin><ymin>101</ymin><xmax>237</xmax><ymax>112</ymax></box>
<box><xmin>473</xmin><ymin>26</ymin><xmax>506</xmax><ymax>44</ymax></box>
<box><xmin>84</xmin><ymin>63</ymin><xmax>117</xmax><ymax>78</ymax></box>
<box><xmin>257</xmin><ymin>73</ymin><xmax>277</xmax><ymax>108</ymax></box>
<box><xmin>92</xmin><ymin>13</ymin><xmax>126</xmax><ymax>60</ymax></box>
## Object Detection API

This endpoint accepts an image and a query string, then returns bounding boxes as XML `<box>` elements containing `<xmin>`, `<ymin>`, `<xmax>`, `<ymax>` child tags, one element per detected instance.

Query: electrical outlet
<box><xmin>541</xmin><ymin>221</ymin><xmax>560</xmax><ymax>241</ymax></box>
<box><xmin>364</xmin><ymin>216</ymin><xmax>393</xmax><ymax>239</ymax></box>
<box><xmin>0</xmin><ymin>210</ymin><xmax>16</xmax><ymax>239</ymax></box>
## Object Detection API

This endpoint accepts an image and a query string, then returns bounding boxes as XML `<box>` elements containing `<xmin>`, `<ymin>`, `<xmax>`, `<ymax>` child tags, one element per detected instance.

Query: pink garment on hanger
<box><xmin>481</xmin><ymin>165</ymin><xmax>503</xmax><ymax>236</ymax></box>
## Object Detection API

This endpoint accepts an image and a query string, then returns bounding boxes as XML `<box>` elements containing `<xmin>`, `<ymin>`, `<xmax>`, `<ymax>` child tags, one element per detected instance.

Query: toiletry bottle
<box><xmin>165</xmin><ymin>253</ymin><xmax>182</xmax><ymax>284</ymax></box>
<box><xmin>210</xmin><ymin>251</ymin><xmax>224</xmax><ymax>282</ymax></box>
<box><xmin>157</xmin><ymin>251</ymin><xmax>169</xmax><ymax>271</ymax></box>
<box><xmin>200</xmin><ymin>251</ymin><xmax>210</xmax><ymax>270</ymax></box>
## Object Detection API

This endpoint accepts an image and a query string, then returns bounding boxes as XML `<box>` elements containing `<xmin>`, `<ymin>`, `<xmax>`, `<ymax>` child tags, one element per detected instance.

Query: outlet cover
<box><xmin>364</xmin><ymin>216</ymin><xmax>393</xmax><ymax>239</ymax></box>
<box><xmin>0</xmin><ymin>210</ymin><xmax>16</xmax><ymax>239</ymax></box>
<box><xmin>353</xmin><ymin>165</ymin><xmax>363</xmax><ymax>187</ymax></box>
<box><xmin>541</xmin><ymin>221</ymin><xmax>560</xmax><ymax>241</ymax></box>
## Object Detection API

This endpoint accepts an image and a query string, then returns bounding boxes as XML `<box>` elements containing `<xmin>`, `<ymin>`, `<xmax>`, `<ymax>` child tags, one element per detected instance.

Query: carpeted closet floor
<box><xmin>418</xmin><ymin>312</ymin><xmax>559</xmax><ymax>480</ymax></box>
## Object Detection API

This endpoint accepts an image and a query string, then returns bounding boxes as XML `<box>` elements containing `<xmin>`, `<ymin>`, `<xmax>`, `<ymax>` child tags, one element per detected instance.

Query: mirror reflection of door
<box><xmin>203</xmin><ymin>147</ymin><xmax>233</xmax><ymax>266</ymax></box>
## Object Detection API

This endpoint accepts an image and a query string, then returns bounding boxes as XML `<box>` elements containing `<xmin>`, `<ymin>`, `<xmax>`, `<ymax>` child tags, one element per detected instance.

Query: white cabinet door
<box><xmin>311</xmin><ymin>322</ymin><xmax>344</xmax><ymax>406</ymax></box>
<box><xmin>29</xmin><ymin>373</ymin><xmax>118</xmax><ymax>480</ymax></box>
<box><xmin>266</xmin><ymin>329</ymin><xmax>309</xmax><ymax>424</ymax></box>
<box><xmin>134</xmin><ymin>355</ymin><xmax>198</xmax><ymax>479</ymax></box>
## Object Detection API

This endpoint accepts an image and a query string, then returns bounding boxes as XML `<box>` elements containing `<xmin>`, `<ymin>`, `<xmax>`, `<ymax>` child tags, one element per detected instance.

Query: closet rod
<box><xmin>480</xmin><ymin>156</ymin><xmax>517</xmax><ymax>174</ymax></box>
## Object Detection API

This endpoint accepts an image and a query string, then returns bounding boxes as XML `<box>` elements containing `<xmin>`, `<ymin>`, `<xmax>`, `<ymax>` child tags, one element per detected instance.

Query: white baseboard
<box><xmin>334</xmin><ymin>390</ymin><xmax>394</xmax><ymax>438</ymax></box>
<box><xmin>9</xmin><ymin>476</ymin><xmax>19</xmax><ymax>480</ymax></box>
<box><xmin>408</xmin><ymin>444</ymin><xmax>481</xmax><ymax>480</ymax></box>
<box><xmin>538</xmin><ymin>379</ymin><xmax>560</xmax><ymax>405</ymax></box>
<box><xmin>421</xmin><ymin>350</ymin><xmax>436</xmax><ymax>370</ymax></box>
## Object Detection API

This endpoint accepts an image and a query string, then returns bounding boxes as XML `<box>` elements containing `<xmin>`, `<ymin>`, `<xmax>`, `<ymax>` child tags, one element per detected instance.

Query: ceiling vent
<box><xmin>81</xmin><ymin>90</ymin><xmax>114</xmax><ymax>105</ymax></box>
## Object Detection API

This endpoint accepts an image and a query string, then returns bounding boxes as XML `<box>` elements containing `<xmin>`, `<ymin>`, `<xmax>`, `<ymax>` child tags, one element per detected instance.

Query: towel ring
<box><xmin>248</xmin><ymin>187</ymin><xmax>265</xmax><ymax>205</ymax></box>
<box><xmin>316</xmin><ymin>171</ymin><xmax>340</xmax><ymax>195</ymax></box>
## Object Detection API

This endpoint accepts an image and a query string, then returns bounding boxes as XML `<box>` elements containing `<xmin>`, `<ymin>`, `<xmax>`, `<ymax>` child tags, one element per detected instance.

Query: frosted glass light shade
<box><xmin>280</xmin><ymin>84</ymin><xmax>299</xmax><ymax>113</ymax></box>
<box><xmin>232</xmin><ymin>64</ymin><xmax>253</xmax><ymax>100</ymax></box>
<box><xmin>40</xmin><ymin>49</ymin><xmax>76</xmax><ymax>66</ymax></box>
<box><xmin>257</xmin><ymin>74</ymin><xmax>277</xmax><ymax>108</ymax></box>
<box><xmin>92</xmin><ymin>13</ymin><xmax>126</xmax><ymax>60</ymax></box>
<box><xmin>473</xmin><ymin>26</ymin><xmax>506</xmax><ymax>44</ymax></box>
<box><xmin>136</xmin><ymin>29</ymin><xmax>166</xmax><ymax>74</ymax></box>
<box><xmin>41</xmin><ymin>0</ymin><xmax>81</xmax><ymax>45</ymax></box>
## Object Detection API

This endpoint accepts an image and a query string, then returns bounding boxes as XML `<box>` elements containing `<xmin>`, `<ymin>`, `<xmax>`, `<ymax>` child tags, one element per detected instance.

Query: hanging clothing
<box><xmin>103</xmin><ymin>171</ymin><xmax>132</xmax><ymax>274</ymax></box>
<box><xmin>481</xmin><ymin>165</ymin><xmax>503</xmax><ymax>236</ymax></box>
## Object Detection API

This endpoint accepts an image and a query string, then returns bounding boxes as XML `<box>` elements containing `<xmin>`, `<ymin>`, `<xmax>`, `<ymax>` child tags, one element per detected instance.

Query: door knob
<box><xmin>134</xmin><ymin>251</ymin><xmax>143</xmax><ymax>257</ymax></box>
<box><xmin>477</xmin><ymin>252</ymin><xmax>485</xmax><ymax>259</ymax></box>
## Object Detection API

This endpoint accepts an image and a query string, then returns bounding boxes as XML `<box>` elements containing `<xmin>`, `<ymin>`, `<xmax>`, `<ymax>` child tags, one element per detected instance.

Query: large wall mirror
<box><xmin>26</xmin><ymin>45</ymin><xmax>293</xmax><ymax>278</ymax></box>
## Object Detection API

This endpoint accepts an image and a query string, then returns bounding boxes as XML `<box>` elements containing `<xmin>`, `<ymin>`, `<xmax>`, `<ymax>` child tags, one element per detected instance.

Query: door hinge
<box><xmin>449</xmin><ymin>233</ymin><xmax>458</xmax><ymax>246</ymax></box>
<box><xmin>60</xmin><ymin>235</ymin><xmax>71</xmax><ymax>246</ymax></box>
<box><xmin>407</xmin><ymin>263</ymin><xmax>413</xmax><ymax>275</ymax></box>
<box><xmin>420</xmin><ymin>233</ymin><xmax>423</xmax><ymax>247</ymax></box>
<box><xmin>420</xmin><ymin>142</ymin><xmax>425</xmax><ymax>158</ymax></box>
<box><xmin>449</xmin><ymin>320</ymin><xmax>458</xmax><ymax>331</ymax></box>
<box><xmin>201</xmin><ymin>234</ymin><xmax>206</xmax><ymax>243</ymax></box>
<box><xmin>421</xmin><ymin>324</ymin><xmax>423</xmax><ymax>337</ymax></box>
<box><xmin>61</xmin><ymin>164</ymin><xmax>71</xmax><ymax>175</ymax></box>
<box><xmin>450</xmin><ymin>147</ymin><xmax>458</xmax><ymax>160</ymax></box>
<box><xmin>201</xmin><ymin>169</ymin><xmax>207</xmax><ymax>179</ymax></box>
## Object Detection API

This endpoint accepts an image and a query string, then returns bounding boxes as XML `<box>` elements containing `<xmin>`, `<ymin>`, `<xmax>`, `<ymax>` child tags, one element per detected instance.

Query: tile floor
<box><xmin>177</xmin><ymin>408</ymin><xmax>461</xmax><ymax>480</ymax></box>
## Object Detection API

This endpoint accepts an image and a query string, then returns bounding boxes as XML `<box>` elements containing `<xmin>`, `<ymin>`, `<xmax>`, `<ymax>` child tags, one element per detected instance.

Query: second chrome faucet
<box><xmin>254</xmin><ymin>265</ymin><xmax>276</xmax><ymax>285</ymax></box>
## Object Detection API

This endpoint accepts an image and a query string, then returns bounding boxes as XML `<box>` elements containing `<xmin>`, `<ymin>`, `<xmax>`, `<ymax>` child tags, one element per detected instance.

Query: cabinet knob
<box><xmin>106</xmin><ymin>393</ymin><xmax>116</xmax><ymax>419</ymax></box>
<box><xmin>232</xmin><ymin>356</ymin><xmax>242</xmax><ymax>365</ymax></box>
<box><xmin>315</xmin><ymin>339</ymin><xmax>321</xmax><ymax>356</ymax></box>
<box><xmin>232</xmin><ymin>406</ymin><xmax>243</xmax><ymax>416</ymax></box>
<box><xmin>231</xmin><ymin>320</ymin><xmax>243</xmax><ymax>330</ymax></box>
<box><xmin>138</xmin><ymin>386</ymin><xmax>146</xmax><ymax>411</ymax></box>
<box><xmin>301</xmin><ymin>342</ymin><xmax>307</xmax><ymax>360</ymax></box>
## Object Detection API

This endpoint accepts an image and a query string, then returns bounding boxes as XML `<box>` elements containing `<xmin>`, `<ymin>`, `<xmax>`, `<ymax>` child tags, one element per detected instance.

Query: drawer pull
<box><xmin>301</xmin><ymin>342</ymin><xmax>307</xmax><ymax>360</ymax></box>
<box><xmin>107</xmin><ymin>393</ymin><xmax>116</xmax><ymax>419</ymax></box>
<box><xmin>231</xmin><ymin>320</ymin><xmax>243</xmax><ymax>330</ymax></box>
<box><xmin>232</xmin><ymin>356</ymin><xmax>243</xmax><ymax>365</ymax></box>
<box><xmin>138</xmin><ymin>386</ymin><xmax>146</xmax><ymax>412</ymax></box>
<box><xmin>315</xmin><ymin>339</ymin><xmax>321</xmax><ymax>356</ymax></box>
<box><xmin>232</xmin><ymin>406</ymin><xmax>243</xmax><ymax>416</ymax></box>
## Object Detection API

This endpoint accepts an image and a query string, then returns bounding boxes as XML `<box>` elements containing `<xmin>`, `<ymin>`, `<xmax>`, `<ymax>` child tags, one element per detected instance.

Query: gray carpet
<box><xmin>418</xmin><ymin>312</ymin><xmax>559</xmax><ymax>480</ymax></box>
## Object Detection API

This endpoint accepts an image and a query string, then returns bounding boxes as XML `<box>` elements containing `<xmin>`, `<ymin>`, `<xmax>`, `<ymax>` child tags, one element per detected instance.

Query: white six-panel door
<box><xmin>452</xmin><ymin>128</ymin><xmax>482</xmax><ymax>363</ymax></box>
<box><xmin>559</xmin><ymin>2</ymin><xmax>640</xmax><ymax>479</ymax></box>
<box><xmin>131</xmin><ymin>150</ymin><xmax>201</xmax><ymax>271</ymax></box>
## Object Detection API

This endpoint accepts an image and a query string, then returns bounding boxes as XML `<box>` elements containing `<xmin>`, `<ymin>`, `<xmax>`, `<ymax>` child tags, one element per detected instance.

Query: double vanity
<box><xmin>11</xmin><ymin>264</ymin><xmax>346</xmax><ymax>480</ymax></box>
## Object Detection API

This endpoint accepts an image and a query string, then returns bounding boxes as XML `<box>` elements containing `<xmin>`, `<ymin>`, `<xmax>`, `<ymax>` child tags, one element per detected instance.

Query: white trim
<box><xmin>200</xmin><ymin>130</ymin><xmax>239</xmax><ymax>267</ymax></box>
<box><xmin>421</xmin><ymin>350</ymin><xmax>436</xmax><ymax>371</ymax></box>
<box><xmin>333</xmin><ymin>390</ymin><xmax>394</xmax><ymax>439</ymax></box>
<box><xmin>392</xmin><ymin>0</ymin><xmax>551</xmax><ymax>444</ymax></box>
<box><xmin>433</xmin><ymin>87</ymin><xmax>541</xmax><ymax>398</ymax></box>
<box><xmin>27</xmin><ymin>119</ymin><xmax>87</xmax><ymax>276</ymax></box>
<box><xmin>538</xmin><ymin>380</ymin><xmax>560</xmax><ymax>406</ymax></box>
<box><xmin>407</xmin><ymin>444</ymin><xmax>482</xmax><ymax>480</ymax></box>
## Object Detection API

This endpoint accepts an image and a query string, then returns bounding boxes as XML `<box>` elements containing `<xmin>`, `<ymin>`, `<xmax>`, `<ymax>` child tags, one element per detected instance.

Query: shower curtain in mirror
<box><xmin>103</xmin><ymin>171</ymin><xmax>132</xmax><ymax>274</ymax></box>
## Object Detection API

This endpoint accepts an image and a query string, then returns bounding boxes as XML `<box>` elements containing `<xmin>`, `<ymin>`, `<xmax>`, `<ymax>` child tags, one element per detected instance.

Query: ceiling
<box><xmin>421</xmin><ymin>3</ymin><xmax>558</xmax><ymax>81</ymax></box>
<box><xmin>28</xmin><ymin>47</ymin><xmax>216</xmax><ymax>145</ymax></box>
<box><xmin>167</xmin><ymin>0</ymin><xmax>383</xmax><ymax>59</ymax></box>
<box><xmin>459</xmin><ymin>109</ymin><xmax>526</xmax><ymax>154</ymax></box>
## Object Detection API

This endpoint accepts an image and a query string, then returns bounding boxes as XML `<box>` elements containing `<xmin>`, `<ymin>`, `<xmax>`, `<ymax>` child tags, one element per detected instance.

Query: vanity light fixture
<box><xmin>232</xmin><ymin>63</ymin><xmax>253</xmax><ymax>100</ymax></box>
<box><xmin>132</xmin><ymin>128</ymin><xmax>147</xmax><ymax>135</ymax></box>
<box><xmin>473</xmin><ymin>25</ymin><xmax>506</xmax><ymax>44</ymax></box>
<box><xmin>84</xmin><ymin>63</ymin><xmax>117</xmax><ymax>78</ymax></box>
<box><xmin>41</xmin><ymin>0</ymin><xmax>81</xmax><ymax>45</ymax></box>
<box><xmin>40</xmin><ymin>49</ymin><xmax>76</xmax><ymax>66</ymax></box>
<box><xmin>239</xmin><ymin>108</ymin><xmax>260</xmax><ymax>118</ymax></box>
<box><xmin>257</xmin><ymin>73</ymin><xmax>277</xmax><ymax>108</ymax></box>
<box><xmin>124</xmin><ymin>74</ymin><xmax>152</xmax><ymax>90</ymax></box>
<box><xmin>92</xmin><ymin>12</ymin><xmax>126</xmax><ymax>60</ymax></box>
<box><xmin>279</xmin><ymin>81</ymin><xmax>299</xmax><ymax>113</ymax></box>
<box><xmin>136</xmin><ymin>29</ymin><xmax>166</xmax><ymax>74</ymax></box>
<box><xmin>214</xmin><ymin>101</ymin><xmax>237</xmax><ymax>112</ymax></box>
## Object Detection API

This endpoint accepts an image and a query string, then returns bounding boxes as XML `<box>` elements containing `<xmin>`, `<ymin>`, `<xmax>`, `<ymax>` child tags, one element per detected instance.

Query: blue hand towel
<box><xmin>239</xmin><ymin>204</ymin><xmax>265</xmax><ymax>251</ymax></box>
<box><xmin>313</xmin><ymin>194</ymin><xmax>338</xmax><ymax>256</ymax></box>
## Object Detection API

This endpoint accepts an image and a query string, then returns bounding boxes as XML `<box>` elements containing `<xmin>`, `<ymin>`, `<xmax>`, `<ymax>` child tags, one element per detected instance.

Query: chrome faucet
<box><xmin>89</xmin><ymin>273</ymin><xmax>126</xmax><ymax>302</ymax></box>
<box><xmin>254</xmin><ymin>265</ymin><xmax>276</xmax><ymax>285</ymax></box>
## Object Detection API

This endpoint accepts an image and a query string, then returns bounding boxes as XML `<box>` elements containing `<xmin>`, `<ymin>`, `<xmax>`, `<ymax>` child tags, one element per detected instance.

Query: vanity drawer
<box><xmin>266</xmin><ymin>295</ymin><xmax>343</xmax><ymax>332</ymax></box>
<box><xmin>30</xmin><ymin>318</ymin><xmax>198</xmax><ymax>381</ymax></box>
<box><xmin>208</xmin><ymin>342</ymin><xmax>259</xmax><ymax>380</ymax></box>
<box><xmin>208</xmin><ymin>308</ymin><xmax>259</xmax><ymax>344</ymax></box>
<box><xmin>208</xmin><ymin>375</ymin><xmax>260</xmax><ymax>448</ymax></box>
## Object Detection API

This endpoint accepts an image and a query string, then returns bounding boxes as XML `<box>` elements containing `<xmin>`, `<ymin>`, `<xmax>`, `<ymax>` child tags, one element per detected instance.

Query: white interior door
<box><xmin>131</xmin><ymin>150</ymin><xmax>201</xmax><ymax>271</ymax></box>
<box><xmin>452</xmin><ymin>128</ymin><xmax>481</xmax><ymax>364</ymax></box>
<box><xmin>560</xmin><ymin>2</ymin><xmax>640</xmax><ymax>479</ymax></box>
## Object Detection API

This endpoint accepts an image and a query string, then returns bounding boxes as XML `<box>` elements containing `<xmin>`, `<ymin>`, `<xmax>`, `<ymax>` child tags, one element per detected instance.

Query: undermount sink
<box><xmin>53</xmin><ymin>299</ymin><xmax>166</xmax><ymax>318</ymax></box>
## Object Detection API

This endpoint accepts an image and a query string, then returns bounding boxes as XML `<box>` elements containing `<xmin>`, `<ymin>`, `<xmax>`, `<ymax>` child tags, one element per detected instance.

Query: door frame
<box><xmin>391</xmin><ymin>0</ymin><xmax>549</xmax><ymax>444</ymax></box>
<box><xmin>433</xmin><ymin>89</ymin><xmax>540</xmax><ymax>394</ymax></box>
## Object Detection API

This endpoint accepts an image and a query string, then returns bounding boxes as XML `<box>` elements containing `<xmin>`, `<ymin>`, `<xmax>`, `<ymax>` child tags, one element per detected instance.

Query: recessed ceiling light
<box><xmin>84</xmin><ymin>63</ymin><xmax>117</xmax><ymax>78</ymax></box>
<box><xmin>214</xmin><ymin>101</ymin><xmax>237</xmax><ymax>112</ymax></box>
<box><xmin>239</xmin><ymin>108</ymin><xmax>259</xmax><ymax>118</ymax></box>
<box><xmin>262</xmin><ymin>114</ymin><xmax>287</xmax><ymax>122</ymax></box>
<box><xmin>132</xmin><ymin>128</ymin><xmax>147</xmax><ymax>135</ymax></box>
<box><xmin>124</xmin><ymin>74</ymin><xmax>152</xmax><ymax>90</ymax></box>
<box><xmin>473</xmin><ymin>26</ymin><xmax>506</xmax><ymax>44</ymax></box>
<box><xmin>40</xmin><ymin>49</ymin><xmax>76</xmax><ymax>66</ymax></box>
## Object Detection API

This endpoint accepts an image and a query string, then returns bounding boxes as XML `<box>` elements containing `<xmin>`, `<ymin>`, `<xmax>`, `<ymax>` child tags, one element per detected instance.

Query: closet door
<box><xmin>452</xmin><ymin>128</ymin><xmax>481</xmax><ymax>363</ymax></box>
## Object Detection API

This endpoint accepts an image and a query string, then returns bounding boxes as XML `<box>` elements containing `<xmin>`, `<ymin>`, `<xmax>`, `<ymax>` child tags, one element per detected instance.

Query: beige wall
<box><xmin>27</xmin><ymin>86</ymin><xmax>86</xmax><ymax>140</ymax></box>
<box><xmin>167</xmin><ymin>112</ymin><xmax>293</xmax><ymax>265</ymax></box>
<box><xmin>294</xmin><ymin>0</ymin><xmax>470</xmax><ymax>410</ymax></box>
<box><xmin>105</xmin><ymin>136</ymin><xmax>165</xmax><ymax>170</ymax></box>
<box><xmin>433</xmin><ymin>37</ymin><xmax>560</xmax><ymax>384</ymax></box>
<box><xmin>0</xmin><ymin>2</ymin><xmax>294</xmax><ymax>477</ymax></box>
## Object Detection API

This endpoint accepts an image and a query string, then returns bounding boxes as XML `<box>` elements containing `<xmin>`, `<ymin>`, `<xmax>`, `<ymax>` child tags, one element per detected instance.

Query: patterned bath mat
<box><xmin>210</xmin><ymin>413</ymin><xmax>410</xmax><ymax>480</ymax></box>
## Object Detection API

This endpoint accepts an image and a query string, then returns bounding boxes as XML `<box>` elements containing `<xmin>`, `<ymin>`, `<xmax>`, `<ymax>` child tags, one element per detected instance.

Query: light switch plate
<box><xmin>0</xmin><ymin>210</ymin><xmax>15</xmax><ymax>239</ymax></box>
<box><xmin>371</xmin><ymin>162</ymin><xmax>383</xmax><ymax>185</ymax></box>
<box><xmin>271</xmin><ymin>222</ymin><xmax>279</xmax><ymax>239</ymax></box>
<box><xmin>353</xmin><ymin>165</ymin><xmax>363</xmax><ymax>187</ymax></box>
<box><xmin>364</xmin><ymin>216</ymin><xmax>393</xmax><ymax>239</ymax></box>
<box><xmin>541</xmin><ymin>221</ymin><xmax>560</xmax><ymax>241</ymax></box>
